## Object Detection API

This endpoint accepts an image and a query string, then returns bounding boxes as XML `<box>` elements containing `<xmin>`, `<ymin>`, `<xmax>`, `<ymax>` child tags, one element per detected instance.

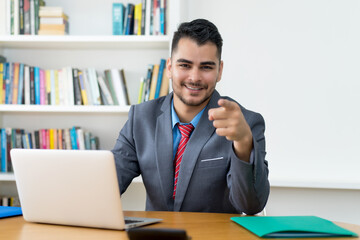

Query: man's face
<box><xmin>167</xmin><ymin>37</ymin><xmax>223</xmax><ymax>109</ymax></box>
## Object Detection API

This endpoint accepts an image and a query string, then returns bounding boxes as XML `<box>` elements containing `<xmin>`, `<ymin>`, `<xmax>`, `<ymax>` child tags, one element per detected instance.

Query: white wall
<box><xmin>186</xmin><ymin>0</ymin><xmax>360</xmax><ymax>224</ymax></box>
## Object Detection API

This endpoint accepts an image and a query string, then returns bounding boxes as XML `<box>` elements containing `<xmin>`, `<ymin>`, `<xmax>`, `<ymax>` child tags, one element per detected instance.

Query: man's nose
<box><xmin>189</xmin><ymin>68</ymin><xmax>201</xmax><ymax>81</ymax></box>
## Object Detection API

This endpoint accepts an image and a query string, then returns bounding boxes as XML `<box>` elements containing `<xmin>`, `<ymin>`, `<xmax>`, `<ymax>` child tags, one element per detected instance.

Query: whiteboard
<box><xmin>187</xmin><ymin>0</ymin><xmax>360</xmax><ymax>188</ymax></box>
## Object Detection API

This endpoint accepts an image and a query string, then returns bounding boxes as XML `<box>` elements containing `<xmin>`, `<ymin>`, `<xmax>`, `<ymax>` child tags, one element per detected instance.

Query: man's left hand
<box><xmin>208</xmin><ymin>99</ymin><xmax>253</xmax><ymax>162</ymax></box>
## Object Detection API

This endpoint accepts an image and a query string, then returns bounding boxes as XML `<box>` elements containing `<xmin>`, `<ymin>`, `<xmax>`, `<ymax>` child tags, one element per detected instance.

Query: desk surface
<box><xmin>0</xmin><ymin>211</ymin><xmax>359</xmax><ymax>240</ymax></box>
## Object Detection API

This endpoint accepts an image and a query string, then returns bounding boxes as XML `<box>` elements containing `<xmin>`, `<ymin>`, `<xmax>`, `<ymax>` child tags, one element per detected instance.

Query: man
<box><xmin>112</xmin><ymin>19</ymin><xmax>269</xmax><ymax>214</ymax></box>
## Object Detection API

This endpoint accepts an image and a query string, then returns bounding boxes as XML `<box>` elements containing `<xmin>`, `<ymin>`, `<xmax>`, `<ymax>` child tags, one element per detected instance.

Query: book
<box><xmin>0</xmin><ymin>0</ymin><xmax>6</xmax><ymax>35</ymax></box>
<box><xmin>119</xmin><ymin>69</ymin><xmax>130</xmax><ymax>105</ymax></box>
<box><xmin>78</xmin><ymin>71</ymin><xmax>88</xmax><ymax>105</ymax></box>
<box><xmin>39</xmin><ymin>6</ymin><xmax>65</xmax><ymax>17</ymax></box>
<box><xmin>148</xmin><ymin>64</ymin><xmax>159</xmax><ymax>100</ymax></box>
<box><xmin>66</xmin><ymin>67</ymin><xmax>74</xmax><ymax>105</ymax></box>
<box><xmin>133</xmin><ymin>3</ymin><xmax>142</xmax><ymax>35</ymax></box>
<box><xmin>159</xmin><ymin>67</ymin><xmax>169</xmax><ymax>97</ymax></box>
<box><xmin>23</xmin><ymin>65</ymin><xmax>30</xmax><ymax>104</ymax></box>
<box><xmin>72</xmin><ymin>68</ymin><xmax>82</xmax><ymax>105</ymax></box>
<box><xmin>34</xmin><ymin>66</ymin><xmax>40</xmax><ymax>104</ymax></box>
<box><xmin>29</xmin><ymin>66</ymin><xmax>35</xmax><ymax>104</ymax></box>
<box><xmin>19</xmin><ymin>0</ymin><xmax>24</xmax><ymax>34</ymax></box>
<box><xmin>160</xmin><ymin>0</ymin><xmax>166</xmax><ymax>35</ymax></box>
<box><xmin>0</xmin><ymin>206</ymin><xmax>22</xmax><ymax>218</ymax></box>
<box><xmin>144</xmin><ymin>64</ymin><xmax>153</xmax><ymax>101</ymax></box>
<box><xmin>97</xmin><ymin>75</ymin><xmax>114</xmax><ymax>105</ymax></box>
<box><xmin>104</xmin><ymin>70</ymin><xmax>119</xmax><ymax>105</ymax></box>
<box><xmin>12</xmin><ymin>62</ymin><xmax>19</xmax><ymax>104</ymax></box>
<box><xmin>23</xmin><ymin>0</ymin><xmax>30</xmax><ymax>34</ymax></box>
<box><xmin>154</xmin><ymin>58</ymin><xmax>166</xmax><ymax>99</ymax></box>
<box><xmin>124</xmin><ymin>3</ymin><xmax>134</xmax><ymax>35</ymax></box>
<box><xmin>39</xmin><ymin>68</ymin><xmax>45</xmax><ymax>104</ymax></box>
<box><xmin>110</xmin><ymin>69</ymin><xmax>127</xmax><ymax>106</ymax></box>
<box><xmin>137</xmin><ymin>77</ymin><xmax>145</xmax><ymax>104</ymax></box>
<box><xmin>112</xmin><ymin>3</ymin><xmax>124</xmax><ymax>35</ymax></box>
<box><xmin>231</xmin><ymin>216</ymin><xmax>358</xmax><ymax>238</ymax></box>
<box><xmin>17</xmin><ymin>63</ymin><xmax>24</xmax><ymax>104</ymax></box>
<box><xmin>0</xmin><ymin>63</ymin><xmax>3</xmax><ymax>104</ymax></box>
<box><xmin>87</xmin><ymin>68</ymin><xmax>101</xmax><ymax>105</ymax></box>
<box><xmin>83</xmin><ymin>69</ymin><xmax>93</xmax><ymax>105</ymax></box>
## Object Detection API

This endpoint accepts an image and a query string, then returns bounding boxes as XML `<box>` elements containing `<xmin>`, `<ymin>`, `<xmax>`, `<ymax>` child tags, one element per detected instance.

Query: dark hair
<box><xmin>171</xmin><ymin>19</ymin><xmax>223</xmax><ymax>60</ymax></box>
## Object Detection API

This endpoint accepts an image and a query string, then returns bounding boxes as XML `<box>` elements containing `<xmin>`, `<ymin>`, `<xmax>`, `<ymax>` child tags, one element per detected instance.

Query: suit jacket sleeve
<box><xmin>111</xmin><ymin>105</ymin><xmax>140</xmax><ymax>194</ymax></box>
<box><xmin>228</xmin><ymin>109</ymin><xmax>269</xmax><ymax>215</ymax></box>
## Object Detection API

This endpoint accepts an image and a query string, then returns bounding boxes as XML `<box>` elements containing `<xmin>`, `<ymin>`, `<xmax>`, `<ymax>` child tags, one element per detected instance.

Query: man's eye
<box><xmin>201</xmin><ymin>66</ymin><xmax>213</xmax><ymax>70</ymax></box>
<box><xmin>179</xmin><ymin>64</ymin><xmax>190</xmax><ymax>68</ymax></box>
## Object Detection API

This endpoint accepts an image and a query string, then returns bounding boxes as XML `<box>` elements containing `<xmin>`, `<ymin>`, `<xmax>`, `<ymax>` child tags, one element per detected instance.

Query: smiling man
<box><xmin>112</xmin><ymin>19</ymin><xmax>270</xmax><ymax>214</ymax></box>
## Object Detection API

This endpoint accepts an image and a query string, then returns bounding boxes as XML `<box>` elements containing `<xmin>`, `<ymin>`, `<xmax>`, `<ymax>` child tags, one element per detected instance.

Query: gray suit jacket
<box><xmin>112</xmin><ymin>90</ymin><xmax>269</xmax><ymax>214</ymax></box>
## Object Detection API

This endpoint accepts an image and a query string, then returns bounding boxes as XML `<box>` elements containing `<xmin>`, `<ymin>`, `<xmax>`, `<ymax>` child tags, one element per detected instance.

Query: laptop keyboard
<box><xmin>125</xmin><ymin>219</ymin><xmax>143</xmax><ymax>224</ymax></box>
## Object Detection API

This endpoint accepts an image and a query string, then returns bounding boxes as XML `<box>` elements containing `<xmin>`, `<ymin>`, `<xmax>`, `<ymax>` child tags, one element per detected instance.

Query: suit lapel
<box><xmin>155</xmin><ymin>94</ymin><xmax>175</xmax><ymax>211</ymax></box>
<box><xmin>174</xmin><ymin>91</ymin><xmax>221</xmax><ymax>211</ymax></box>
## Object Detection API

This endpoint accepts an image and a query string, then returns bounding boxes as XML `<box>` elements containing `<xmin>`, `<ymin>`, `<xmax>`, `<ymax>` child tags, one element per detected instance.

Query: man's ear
<box><xmin>166</xmin><ymin>57</ymin><xmax>172</xmax><ymax>79</ymax></box>
<box><xmin>217</xmin><ymin>60</ymin><xmax>224</xmax><ymax>83</ymax></box>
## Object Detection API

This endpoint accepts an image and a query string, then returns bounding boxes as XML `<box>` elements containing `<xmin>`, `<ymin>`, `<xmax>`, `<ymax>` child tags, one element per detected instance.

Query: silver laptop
<box><xmin>10</xmin><ymin>148</ymin><xmax>161</xmax><ymax>230</ymax></box>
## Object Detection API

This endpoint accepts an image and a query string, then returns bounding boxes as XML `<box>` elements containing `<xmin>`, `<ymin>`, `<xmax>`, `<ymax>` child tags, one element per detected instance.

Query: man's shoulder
<box><xmin>132</xmin><ymin>95</ymin><xmax>170</xmax><ymax>114</ymax></box>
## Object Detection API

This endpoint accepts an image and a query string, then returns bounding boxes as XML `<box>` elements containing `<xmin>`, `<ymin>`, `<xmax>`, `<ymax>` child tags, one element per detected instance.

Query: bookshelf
<box><xmin>0</xmin><ymin>0</ymin><xmax>185</xmax><ymax>200</ymax></box>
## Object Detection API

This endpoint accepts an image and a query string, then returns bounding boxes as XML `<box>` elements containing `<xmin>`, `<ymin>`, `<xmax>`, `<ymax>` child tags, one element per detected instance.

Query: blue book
<box><xmin>17</xmin><ymin>63</ymin><xmax>24</xmax><ymax>104</ymax></box>
<box><xmin>70</xmin><ymin>127</ymin><xmax>78</xmax><ymax>150</ymax></box>
<box><xmin>4</xmin><ymin>62</ymin><xmax>10</xmax><ymax>104</ymax></box>
<box><xmin>160</xmin><ymin>0</ymin><xmax>166</xmax><ymax>35</ymax></box>
<box><xmin>112</xmin><ymin>3</ymin><xmax>124</xmax><ymax>35</ymax></box>
<box><xmin>154</xmin><ymin>59</ymin><xmax>166</xmax><ymax>99</ymax></box>
<box><xmin>0</xmin><ymin>206</ymin><xmax>22</xmax><ymax>219</ymax></box>
<box><xmin>1</xmin><ymin>129</ymin><xmax>7</xmax><ymax>172</ymax></box>
<box><xmin>124</xmin><ymin>3</ymin><xmax>134</xmax><ymax>35</ymax></box>
<box><xmin>34</xmin><ymin>67</ymin><xmax>40</xmax><ymax>105</ymax></box>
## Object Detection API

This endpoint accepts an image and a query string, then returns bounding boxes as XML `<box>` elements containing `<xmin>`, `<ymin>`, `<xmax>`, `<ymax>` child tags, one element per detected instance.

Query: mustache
<box><xmin>182</xmin><ymin>82</ymin><xmax>208</xmax><ymax>89</ymax></box>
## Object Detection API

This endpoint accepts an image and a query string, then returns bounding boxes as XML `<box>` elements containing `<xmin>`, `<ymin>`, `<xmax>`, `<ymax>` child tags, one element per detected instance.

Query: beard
<box><xmin>173</xmin><ymin>81</ymin><xmax>215</xmax><ymax>107</ymax></box>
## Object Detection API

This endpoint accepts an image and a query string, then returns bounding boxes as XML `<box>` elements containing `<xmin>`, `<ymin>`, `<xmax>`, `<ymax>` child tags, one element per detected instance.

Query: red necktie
<box><xmin>173</xmin><ymin>123</ymin><xmax>194</xmax><ymax>199</ymax></box>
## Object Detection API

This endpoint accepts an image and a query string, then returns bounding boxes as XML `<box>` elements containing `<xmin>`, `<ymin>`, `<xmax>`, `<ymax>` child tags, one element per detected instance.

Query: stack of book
<box><xmin>137</xmin><ymin>58</ymin><xmax>169</xmax><ymax>103</ymax></box>
<box><xmin>112</xmin><ymin>0</ymin><xmax>166</xmax><ymax>36</ymax></box>
<box><xmin>38</xmin><ymin>6</ymin><xmax>69</xmax><ymax>35</ymax></box>
<box><xmin>0</xmin><ymin>0</ymin><xmax>46</xmax><ymax>35</ymax></box>
<box><xmin>0</xmin><ymin>126</ymin><xmax>100</xmax><ymax>173</ymax></box>
<box><xmin>0</xmin><ymin>62</ymin><xmax>130</xmax><ymax>106</ymax></box>
<box><xmin>0</xmin><ymin>196</ymin><xmax>20</xmax><ymax>207</ymax></box>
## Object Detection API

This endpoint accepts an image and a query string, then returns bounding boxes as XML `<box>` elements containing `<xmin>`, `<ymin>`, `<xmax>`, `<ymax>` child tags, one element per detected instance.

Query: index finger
<box><xmin>218</xmin><ymin>98</ymin><xmax>237</xmax><ymax>110</ymax></box>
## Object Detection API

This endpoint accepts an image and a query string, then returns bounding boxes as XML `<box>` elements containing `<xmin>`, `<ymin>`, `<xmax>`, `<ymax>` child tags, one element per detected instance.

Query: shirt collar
<box><xmin>171</xmin><ymin>99</ymin><xmax>206</xmax><ymax>129</ymax></box>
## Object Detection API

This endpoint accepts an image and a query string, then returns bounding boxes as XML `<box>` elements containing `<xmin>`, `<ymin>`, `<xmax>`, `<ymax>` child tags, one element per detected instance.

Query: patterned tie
<box><xmin>173</xmin><ymin>123</ymin><xmax>194</xmax><ymax>199</ymax></box>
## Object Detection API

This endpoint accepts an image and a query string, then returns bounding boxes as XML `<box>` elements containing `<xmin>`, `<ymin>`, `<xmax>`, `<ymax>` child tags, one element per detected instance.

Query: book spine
<box><xmin>69</xmin><ymin>127</ymin><xmax>78</xmax><ymax>150</ymax></box>
<box><xmin>112</xmin><ymin>3</ymin><xmax>123</xmax><ymax>35</ymax></box>
<box><xmin>23</xmin><ymin>0</ymin><xmax>30</xmax><ymax>34</ymax></box>
<box><xmin>66</xmin><ymin>67</ymin><xmax>74</xmax><ymax>106</ymax></box>
<box><xmin>34</xmin><ymin>66</ymin><xmax>40</xmax><ymax>104</ymax></box>
<box><xmin>19</xmin><ymin>0</ymin><xmax>24</xmax><ymax>34</ymax></box>
<box><xmin>137</xmin><ymin>77</ymin><xmax>144</xmax><ymax>104</ymax></box>
<box><xmin>29</xmin><ymin>66</ymin><xmax>35</xmax><ymax>104</ymax></box>
<box><xmin>154</xmin><ymin>58</ymin><xmax>166</xmax><ymax>99</ymax></box>
<box><xmin>0</xmin><ymin>63</ymin><xmax>3</xmax><ymax>104</ymax></box>
<box><xmin>39</xmin><ymin>68</ymin><xmax>45</xmax><ymax>104</ymax></box>
<box><xmin>79</xmin><ymin>70</ymin><xmax>89</xmax><ymax>105</ymax></box>
<box><xmin>104</xmin><ymin>70</ymin><xmax>119</xmax><ymax>105</ymax></box>
<box><xmin>1</xmin><ymin>129</ymin><xmax>7</xmax><ymax>172</ymax></box>
<box><xmin>119</xmin><ymin>69</ymin><xmax>130</xmax><ymax>105</ymax></box>
<box><xmin>72</xmin><ymin>68</ymin><xmax>82</xmax><ymax>105</ymax></box>
<box><xmin>17</xmin><ymin>63</ymin><xmax>24</xmax><ymax>104</ymax></box>
<box><xmin>24</xmin><ymin>65</ymin><xmax>30</xmax><ymax>104</ymax></box>
<box><xmin>12</xmin><ymin>62</ymin><xmax>19</xmax><ymax>104</ymax></box>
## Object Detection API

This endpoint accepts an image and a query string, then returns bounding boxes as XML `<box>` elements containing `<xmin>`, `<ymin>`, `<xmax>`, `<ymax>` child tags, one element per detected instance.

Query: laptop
<box><xmin>10</xmin><ymin>148</ymin><xmax>161</xmax><ymax>230</ymax></box>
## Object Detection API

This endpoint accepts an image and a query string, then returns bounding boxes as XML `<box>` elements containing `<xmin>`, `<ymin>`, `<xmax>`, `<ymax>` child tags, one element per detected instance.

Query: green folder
<box><xmin>231</xmin><ymin>216</ymin><xmax>358</xmax><ymax>238</ymax></box>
